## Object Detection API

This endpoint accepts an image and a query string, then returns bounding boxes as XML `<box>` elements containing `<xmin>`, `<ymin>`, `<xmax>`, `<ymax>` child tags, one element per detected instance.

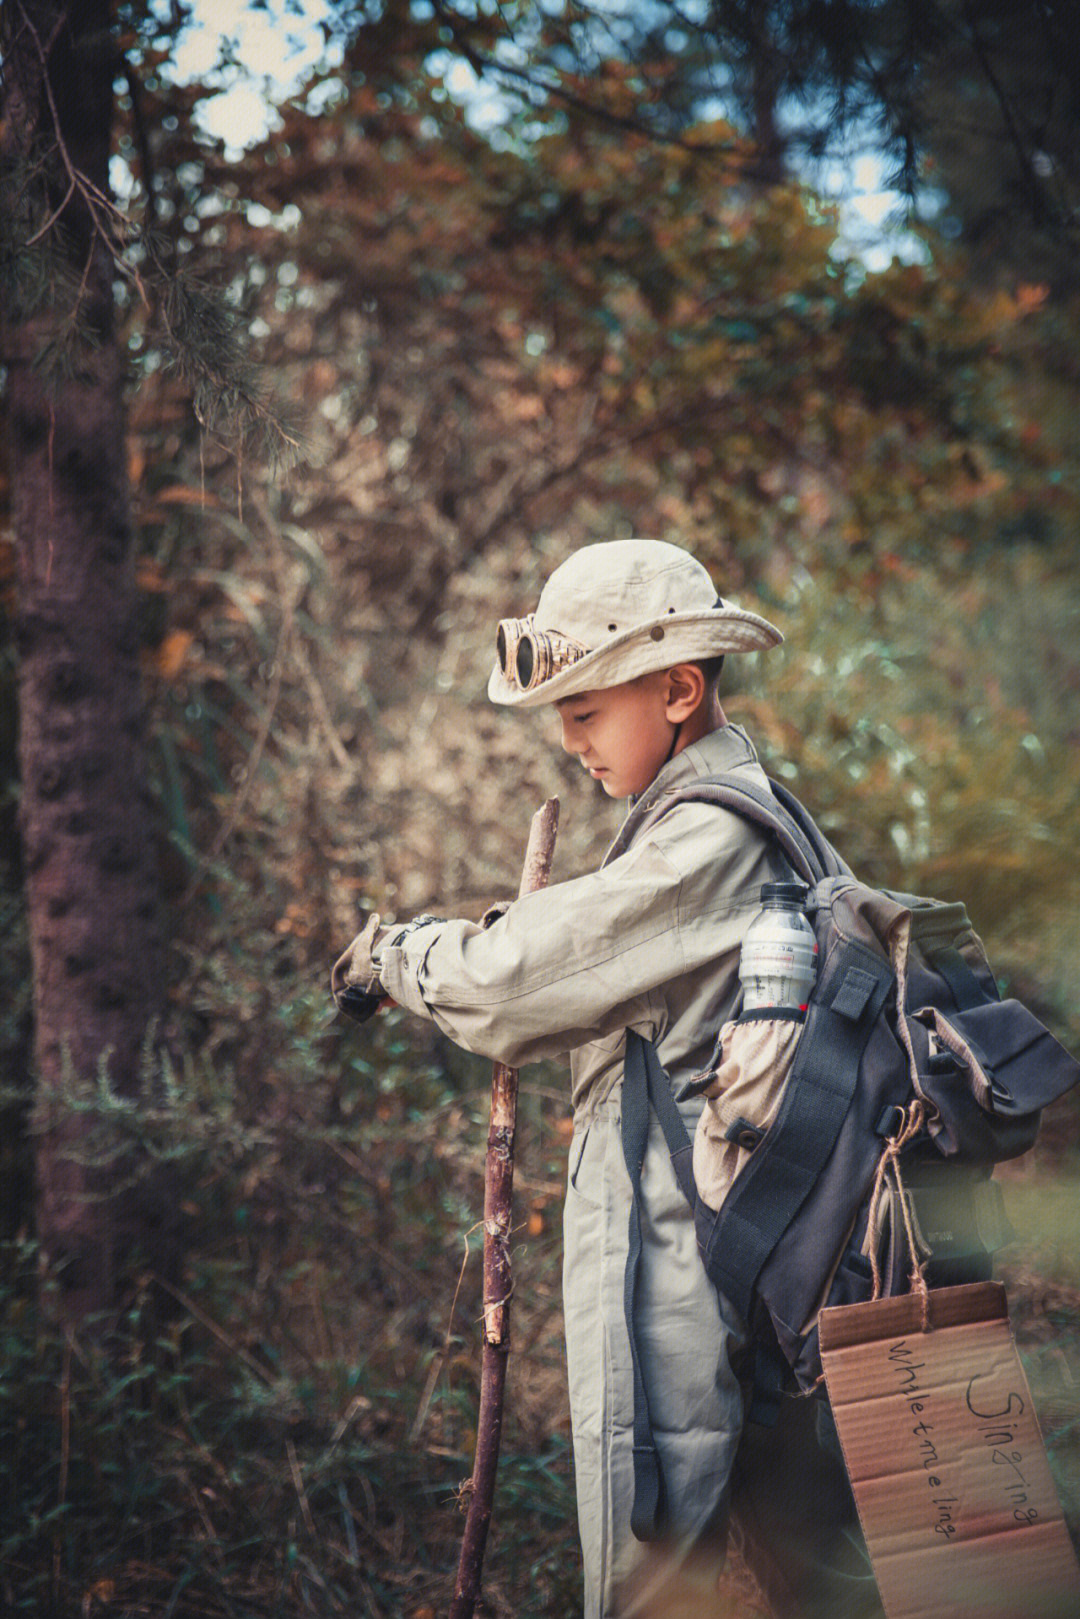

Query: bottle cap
<box><xmin>760</xmin><ymin>881</ymin><xmax>810</xmax><ymax>906</ymax></box>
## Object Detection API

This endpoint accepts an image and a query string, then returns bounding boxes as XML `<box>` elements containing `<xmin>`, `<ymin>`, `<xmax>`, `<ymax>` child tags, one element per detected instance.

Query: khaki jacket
<box><xmin>378</xmin><ymin>724</ymin><xmax>785</xmax><ymax>1119</ymax></box>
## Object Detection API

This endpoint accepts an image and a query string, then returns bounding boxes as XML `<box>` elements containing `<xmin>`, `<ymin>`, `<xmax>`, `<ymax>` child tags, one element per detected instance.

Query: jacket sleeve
<box><xmin>376</xmin><ymin>803</ymin><xmax>773</xmax><ymax>1068</ymax></box>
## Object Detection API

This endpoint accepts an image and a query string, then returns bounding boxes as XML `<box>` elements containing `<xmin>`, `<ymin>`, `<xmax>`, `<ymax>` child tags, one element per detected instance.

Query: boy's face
<box><xmin>555</xmin><ymin>673</ymin><xmax>680</xmax><ymax>799</ymax></box>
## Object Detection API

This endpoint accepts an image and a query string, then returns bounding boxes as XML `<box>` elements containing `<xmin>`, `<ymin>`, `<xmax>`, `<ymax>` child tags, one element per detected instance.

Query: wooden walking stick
<box><xmin>449</xmin><ymin>797</ymin><xmax>560</xmax><ymax>1619</ymax></box>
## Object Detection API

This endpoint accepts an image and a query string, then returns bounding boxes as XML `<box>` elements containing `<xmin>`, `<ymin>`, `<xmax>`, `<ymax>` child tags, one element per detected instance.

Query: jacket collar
<box><xmin>603</xmin><ymin>723</ymin><xmax>761</xmax><ymax>865</ymax></box>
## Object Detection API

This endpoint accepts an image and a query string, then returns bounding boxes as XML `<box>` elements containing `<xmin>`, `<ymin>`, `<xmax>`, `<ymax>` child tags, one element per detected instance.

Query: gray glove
<box><xmin>331</xmin><ymin>912</ymin><xmax>447</xmax><ymax>1024</ymax></box>
<box><xmin>331</xmin><ymin>912</ymin><xmax>387</xmax><ymax>1023</ymax></box>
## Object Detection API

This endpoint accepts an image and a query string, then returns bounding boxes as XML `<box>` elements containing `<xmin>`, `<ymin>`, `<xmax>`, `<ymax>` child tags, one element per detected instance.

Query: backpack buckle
<box><xmin>875</xmin><ymin>1104</ymin><xmax>907</xmax><ymax>1140</ymax></box>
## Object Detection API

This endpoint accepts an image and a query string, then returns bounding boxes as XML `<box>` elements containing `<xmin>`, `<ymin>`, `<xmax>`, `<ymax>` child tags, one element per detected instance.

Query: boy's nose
<box><xmin>559</xmin><ymin>715</ymin><xmax>582</xmax><ymax>755</ymax></box>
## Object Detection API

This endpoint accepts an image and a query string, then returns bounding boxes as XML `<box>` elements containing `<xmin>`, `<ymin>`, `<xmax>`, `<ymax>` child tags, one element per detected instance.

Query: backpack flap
<box><xmin>903</xmin><ymin>1170</ymin><xmax>1015</xmax><ymax>1272</ymax></box>
<box><xmin>913</xmin><ymin>999</ymin><xmax>1080</xmax><ymax>1160</ymax></box>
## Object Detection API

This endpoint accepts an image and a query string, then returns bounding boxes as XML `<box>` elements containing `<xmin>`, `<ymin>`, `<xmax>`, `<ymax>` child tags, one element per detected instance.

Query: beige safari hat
<box><xmin>487</xmin><ymin>539</ymin><xmax>782</xmax><ymax>708</ymax></box>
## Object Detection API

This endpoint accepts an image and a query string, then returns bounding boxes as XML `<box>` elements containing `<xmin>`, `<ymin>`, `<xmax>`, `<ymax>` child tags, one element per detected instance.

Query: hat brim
<box><xmin>487</xmin><ymin>606</ymin><xmax>782</xmax><ymax>708</ymax></box>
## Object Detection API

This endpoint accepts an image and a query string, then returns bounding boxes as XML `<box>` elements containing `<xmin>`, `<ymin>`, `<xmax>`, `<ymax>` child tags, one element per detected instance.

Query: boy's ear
<box><xmin>663</xmin><ymin>663</ymin><xmax>707</xmax><ymax>719</ymax></box>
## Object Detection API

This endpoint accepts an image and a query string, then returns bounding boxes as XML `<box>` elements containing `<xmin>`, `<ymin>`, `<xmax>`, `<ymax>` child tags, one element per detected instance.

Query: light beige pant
<box><xmin>563</xmin><ymin>1094</ymin><xmax>745</xmax><ymax>1619</ymax></box>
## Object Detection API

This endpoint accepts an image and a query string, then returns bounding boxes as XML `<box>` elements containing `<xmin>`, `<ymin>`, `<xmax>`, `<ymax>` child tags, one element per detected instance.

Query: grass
<box><xmin>1</xmin><ymin>1006</ymin><xmax>582</xmax><ymax>1618</ymax></box>
<box><xmin>4</xmin><ymin>1033</ymin><xmax>1077</xmax><ymax>1616</ymax></box>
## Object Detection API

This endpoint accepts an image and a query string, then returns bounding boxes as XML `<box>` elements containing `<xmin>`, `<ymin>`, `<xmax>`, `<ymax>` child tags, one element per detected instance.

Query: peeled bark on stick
<box><xmin>450</xmin><ymin>797</ymin><xmax>559</xmax><ymax>1619</ymax></box>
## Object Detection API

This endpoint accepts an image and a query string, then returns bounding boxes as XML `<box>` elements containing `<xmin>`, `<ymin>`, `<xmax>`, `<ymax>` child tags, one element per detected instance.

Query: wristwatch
<box><xmin>370</xmin><ymin>913</ymin><xmax>446</xmax><ymax>972</ymax></box>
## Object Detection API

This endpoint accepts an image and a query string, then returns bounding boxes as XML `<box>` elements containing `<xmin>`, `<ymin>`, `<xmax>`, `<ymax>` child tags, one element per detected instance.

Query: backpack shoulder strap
<box><xmin>620</xmin><ymin>1029</ymin><xmax>695</xmax><ymax>1539</ymax></box>
<box><xmin>764</xmin><ymin>777</ymin><xmax>853</xmax><ymax>882</ymax></box>
<box><xmin>647</xmin><ymin>771</ymin><xmax>851</xmax><ymax>887</ymax></box>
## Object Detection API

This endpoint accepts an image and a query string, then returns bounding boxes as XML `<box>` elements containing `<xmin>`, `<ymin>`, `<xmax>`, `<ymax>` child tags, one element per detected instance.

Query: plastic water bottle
<box><xmin>739</xmin><ymin>882</ymin><xmax>818</xmax><ymax>1013</ymax></box>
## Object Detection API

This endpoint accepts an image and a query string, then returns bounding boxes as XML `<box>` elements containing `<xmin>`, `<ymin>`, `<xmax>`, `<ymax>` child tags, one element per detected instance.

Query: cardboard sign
<box><xmin>819</xmin><ymin>1282</ymin><xmax>1080</xmax><ymax>1619</ymax></box>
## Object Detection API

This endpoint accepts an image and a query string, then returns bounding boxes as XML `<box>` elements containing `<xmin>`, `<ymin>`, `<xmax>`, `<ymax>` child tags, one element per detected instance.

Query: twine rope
<box><xmin>866</xmin><ymin>1099</ymin><xmax>931</xmax><ymax>1329</ymax></box>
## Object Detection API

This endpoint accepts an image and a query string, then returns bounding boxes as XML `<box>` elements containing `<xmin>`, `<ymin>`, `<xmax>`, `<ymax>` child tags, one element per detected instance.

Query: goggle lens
<box><xmin>516</xmin><ymin>635</ymin><xmax>536</xmax><ymax>688</ymax></box>
<box><xmin>496</xmin><ymin>616</ymin><xmax>531</xmax><ymax>676</ymax></box>
<box><xmin>495</xmin><ymin>615</ymin><xmax>588</xmax><ymax>691</ymax></box>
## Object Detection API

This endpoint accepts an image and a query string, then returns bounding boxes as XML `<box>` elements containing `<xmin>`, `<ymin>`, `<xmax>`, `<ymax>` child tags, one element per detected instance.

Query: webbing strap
<box><xmin>621</xmin><ymin>1030</ymin><xmax>695</xmax><ymax>1540</ymax></box>
<box><xmin>762</xmin><ymin>777</ymin><xmax>853</xmax><ymax>882</ymax></box>
<box><xmin>928</xmin><ymin>945</ymin><xmax>996</xmax><ymax>1012</ymax></box>
<box><xmin>658</xmin><ymin>779</ymin><xmax>824</xmax><ymax>887</ymax></box>
<box><xmin>700</xmin><ymin>944</ymin><xmax>894</xmax><ymax>1323</ymax></box>
<box><xmin>648</xmin><ymin>773</ymin><xmax>852</xmax><ymax>888</ymax></box>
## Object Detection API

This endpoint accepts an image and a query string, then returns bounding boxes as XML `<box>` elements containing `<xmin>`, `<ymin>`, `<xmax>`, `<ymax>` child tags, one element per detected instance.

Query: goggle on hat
<box><xmin>487</xmin><ymin>539</ymin><xmax>782</xmax><ymax>708</ymax></box>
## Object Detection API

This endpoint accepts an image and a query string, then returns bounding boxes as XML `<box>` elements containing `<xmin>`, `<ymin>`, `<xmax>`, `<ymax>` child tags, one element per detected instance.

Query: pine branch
<box><xmin>2</xmin><ymin>2</ymin><xmax>304</xmax><ymax>471</ymax></box>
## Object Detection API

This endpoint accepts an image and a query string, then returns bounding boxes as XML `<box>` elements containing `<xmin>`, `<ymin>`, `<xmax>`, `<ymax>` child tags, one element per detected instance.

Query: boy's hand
<box><xmin>331</xmin><ymin>912</ymin><xmax>386</xmax><ymax>1023</ymax></box>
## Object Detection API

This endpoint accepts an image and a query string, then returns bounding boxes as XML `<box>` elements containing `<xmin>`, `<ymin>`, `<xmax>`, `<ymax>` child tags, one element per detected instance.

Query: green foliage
<box><xmin>0</xmin><ymin>145</ymin><xmax>82</xmax><ymax>329</ymax></box>
<box><xmin>423</xmin><ymin>1</ymin><xmax>1080</xmax><ymax>285</ymax></box>
<box><xmin>1</xmin><ymin>121</ymin><xmax>299</xmax><ymax>465</ymax></box>
<box><xmin>733</xmin><ymin>533</ymin><xmax>1080</xmax><ymax>1040</ymax></box>
<box><xmin>0</xmin><ymin>1271</ymin><xmax>577</xmax><ymax>1616</ymax></box>
<box><xmin>161</xmin><ymin>270</ymin><xmax>306</xmax><ymax>469</ymax></box>
<box><xmin>1</xmin><ymin>985</ymin><xmax>578</xmax><ymax>1616</ymax></box>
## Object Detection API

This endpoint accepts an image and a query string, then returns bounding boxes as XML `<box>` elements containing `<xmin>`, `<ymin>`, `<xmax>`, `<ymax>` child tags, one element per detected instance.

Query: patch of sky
<box><xmin>428</xmin><ymin>54</ymin><xmax>512</xmax><ymax>131</ymax></box>
<box><xmin>162</xmin><ymin>0</ymin><xmax>344</xmax><ymax>157</ymax></box>
<box><xmin>818</xmin><ymin>152</ymin><xmax>933</xmax><ymax>272</ymax></box>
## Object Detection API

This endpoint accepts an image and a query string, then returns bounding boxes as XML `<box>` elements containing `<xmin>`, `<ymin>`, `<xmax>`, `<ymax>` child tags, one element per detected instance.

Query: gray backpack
<box><xmin>620</xmin><ymin>774</ymin><xmax>1080</xmax><ymax>1538</ymax></box>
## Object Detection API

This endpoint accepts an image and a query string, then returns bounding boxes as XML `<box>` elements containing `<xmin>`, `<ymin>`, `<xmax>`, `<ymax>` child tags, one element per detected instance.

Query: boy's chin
<box><xmin>597</xmin><ymin>776</ymin><xmax>632</xmax><ymax>799</ymax></box>
<box><xmin>586</xmin><ymin>766</ymin><xmax>637</xmax><ymax>798</ymax></box>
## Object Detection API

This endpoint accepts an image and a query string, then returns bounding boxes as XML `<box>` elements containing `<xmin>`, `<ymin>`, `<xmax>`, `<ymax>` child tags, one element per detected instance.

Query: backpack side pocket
<box><xmin>914</xmin><ymin>999</ymin><xmax>1080</xmax><ymax>1159</ymax></box>
<box><xmin>692</xmin><ymin>1014</ymin><xmax>805</xmax><ymax>1213</ymax></box>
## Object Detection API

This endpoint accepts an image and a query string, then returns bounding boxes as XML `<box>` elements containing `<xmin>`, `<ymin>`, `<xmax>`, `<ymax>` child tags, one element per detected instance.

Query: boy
<box><xmin>333</xmin><ymin>539</ymin><xmax>880</xmax><ymax>1617</ymax></box>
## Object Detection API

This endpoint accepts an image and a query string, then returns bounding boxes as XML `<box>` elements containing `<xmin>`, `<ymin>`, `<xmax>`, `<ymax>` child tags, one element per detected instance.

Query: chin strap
<box><xmin>663</xmin><ymin>720</ymin><xmax>682</xmax><ymax>768</ymax></box>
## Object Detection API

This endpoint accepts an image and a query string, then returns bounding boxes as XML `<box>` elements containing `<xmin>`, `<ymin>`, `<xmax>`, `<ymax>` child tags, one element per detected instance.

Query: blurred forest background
<box><xmin>2</xmin><ymin>2</ymin><xmax>1079</xmax><ymax>1614</ymax></box>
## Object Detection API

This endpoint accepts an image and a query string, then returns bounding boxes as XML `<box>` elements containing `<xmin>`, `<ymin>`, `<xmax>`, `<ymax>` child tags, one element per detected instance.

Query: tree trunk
<box><xmin>2</xmin><ymin>0</ymin><xmax>173</xmax><ymax>1330</ymax></box>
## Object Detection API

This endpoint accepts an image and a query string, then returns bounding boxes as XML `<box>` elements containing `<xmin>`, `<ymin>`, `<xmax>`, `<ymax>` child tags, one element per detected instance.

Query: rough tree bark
<box><xmin>2</xmin><ymin>0</ymin><xmax>173</xmax><ymax>1329</ymax></box>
